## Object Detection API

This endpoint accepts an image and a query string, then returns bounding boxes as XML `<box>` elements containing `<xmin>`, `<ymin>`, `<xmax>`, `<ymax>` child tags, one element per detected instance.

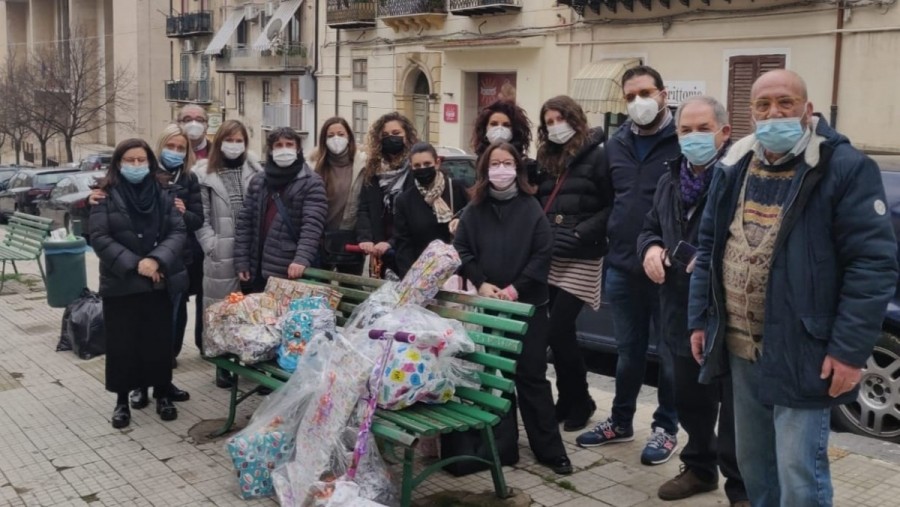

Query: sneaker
<box><xmin>657</xmin><ymin>465</ymin><xmax>718</xmax><ymax>500</ymax></box>
<box><xmin>576</xmin><ymin>418</ymin><xmax>635</xmax><ymax>447</ymax></box>
<box><xmin>641</xmin><ymin>427</ymin><xmax>678</xmax><ymax>465</ymax></box>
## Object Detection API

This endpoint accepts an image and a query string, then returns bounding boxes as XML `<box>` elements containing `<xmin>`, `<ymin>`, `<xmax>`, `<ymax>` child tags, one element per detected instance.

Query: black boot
<box><xmin>169</xmin><ymin>383</ymin><xmax>190</xmax><ymax>402</ymax></box>
<box><xmin>112</xmin><ymin>404</ymin><xmax>131</xmax><ymax>429</ymax></box>
<box><xmin>563</xmin><ymin>398</ymin><xmax>596</xmax><ymax>432</ymax></box>
<box><xmin>130</xmin><ymin>388</ymin><xmax>149</xmax><ymax>409</ymax></box>
<box><xmin>215</xmin><ymin>368</ymin><xmax>235</xmax><ymax>389</ymax></box>
<box><xmin>156</xmin><ymin>397</ymin><xmax>177</xmax><ymax>421</ymax></box>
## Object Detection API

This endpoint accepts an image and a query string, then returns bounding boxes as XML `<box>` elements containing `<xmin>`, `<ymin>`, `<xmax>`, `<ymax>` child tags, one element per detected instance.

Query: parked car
<box><xmin>575</xmin><ymin>154</ymin><xmax>900</xmax><ymax>443</ymax></box>
<box><xmin>435</xmin><ymin>146</ymin><xmax>477</xmax><ymax>188</ymax></box>
<box><xmin>78</xmin><ymin>152</ymin><xmax>113</xmax><ymax>172</ymax></box>
<box><xmin>36</xmin><ymin>172</ymin><xmax>103</xmax><ymax>239</ymax></box>
<box><xmin>0</xmin><ymin>167</ymin><xmax>20</xmax><ymax>191</ymax></box>
<box><xmin>0</xmin><ymin>168</ymin><xmax>80</xmax><ymax>221</ymax></box>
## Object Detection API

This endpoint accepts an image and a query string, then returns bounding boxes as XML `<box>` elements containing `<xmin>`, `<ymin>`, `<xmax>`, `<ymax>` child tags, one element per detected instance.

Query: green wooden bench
<box><xmin>205</xmin><ymin>267</ymin><xmax>534</xmax><ymax>506</ymax></box>
<box><xmin>0</xmin><ymin>212</ymin><xmax>53</xmax><ymax>292</ymax></box>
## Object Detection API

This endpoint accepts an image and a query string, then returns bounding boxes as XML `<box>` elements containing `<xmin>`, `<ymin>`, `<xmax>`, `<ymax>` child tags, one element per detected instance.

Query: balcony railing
<box><xmin>326</xmin><ymin>0</ymin><xmax>377</xmax><ymax>28</ymax></box>
<box><xmin>165</xmin><ymin>80</ymin><xmax>213</xmax><ymax>104</ymax></box>
<box><xmin>262</xmin><ymin>103</ymin><xmax>305</xmax><ymax>132</ymax></box>
<box><xmin>377</xmin><ymin>0</ymin><xmax>447</xmax><ymax>32</ymax></box>
<box><xmin>448</xmin><ymin>0</ymin><xmax>521</xmax><ymax>16</ymax></box>
<box><xmin>166</xmin><ymin>11</ymin><xmax>214</xmax><ymax>37</ymax></box>
<box><xmin>216</xmin><ymin>44</ymin><xmax>309</xmax><ymax>74</ymax></box>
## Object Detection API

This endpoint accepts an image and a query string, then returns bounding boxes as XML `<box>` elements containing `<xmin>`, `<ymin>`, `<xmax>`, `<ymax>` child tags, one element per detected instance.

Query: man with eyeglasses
<box><xmin>688</xmin><ymin>69</ymin><xmax>897</xmax><ymax>506</ymax></box>
<box><xmin>178</xmin><ymin>104</ymin><xmax>210</xmax><ymax>160</ymax></box>
<box><xmin>576</xmin><ymin>65</ymin><xmax>682</xmax><ymax>468</ymax></box>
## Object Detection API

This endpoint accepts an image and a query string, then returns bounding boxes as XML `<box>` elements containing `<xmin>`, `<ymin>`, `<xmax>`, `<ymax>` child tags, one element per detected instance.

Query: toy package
<box><xmin>277</xmin><ymin>297</ymin><xmax>337</xmax><ymax>373</ymax></box>
<box><xmin>395</xmin><ymin>240</ymin><xmax>461</xmax><ymax>306</ymax></box>
<box><xmin>226</xmin><ymin>416</ymin><xmax>296</xmax><ymax>499</ymax></box>
<box><xmin>264</xmin><ymin>277</ymin><xmax>343</xmax><ymax>316</ymax></box>
<box><xmin>203</xmin><ymin>292</ymin><xmax>280</xmax><ymax>363</ymax></box>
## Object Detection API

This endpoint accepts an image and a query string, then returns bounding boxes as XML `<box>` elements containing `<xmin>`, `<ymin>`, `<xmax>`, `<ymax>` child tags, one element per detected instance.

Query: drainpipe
<box><xmin>830</xmin><ymin>2</ymin><xmax>844</xmax><ymax>128</ymax></box>
<box><xmin>334</xmin><ymin>29</ymin><xmax>340</xmax><ymax>117</ymax></box>
<box><xmin>311</xmin><ymin>0</ymin><xmax>321</xmax><ymax>145</ymax></box>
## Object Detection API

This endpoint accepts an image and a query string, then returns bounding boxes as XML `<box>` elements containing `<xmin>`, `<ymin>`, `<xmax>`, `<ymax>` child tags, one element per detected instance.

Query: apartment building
<box><xmin>168</xmin><ymin>0</ymin><xmax>317</xmax><ymax>154</ymax></box>
<box><xmin>0</xmin><ymin>0</ymin><xmax>171</xmax><ymax>164</ymax></box>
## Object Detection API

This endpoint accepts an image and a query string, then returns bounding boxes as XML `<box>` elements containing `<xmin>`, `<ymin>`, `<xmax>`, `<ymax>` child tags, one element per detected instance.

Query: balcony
<box><xmin>449</xmin><ymin>0</ymin><xmax>521</xmax><ymax>16</ymax></box>
<box><xmin>262</xmin><ymin>103</ymin><xmax>306</xmax><ymax>133</ymax></box>
<box><xmin>216</xmin><ymin>44</ymin><xmax>309</xmax><ymax>74</ymax></box>
<box><xmin>326</xmin><ymin>0</ymin><xmax>377</xmax><ymax>29</ymax></box>
<box><xmin>165</xmin><ymin>80</ymin><xmax>213</xmax><ymax>104</ymax></box>
<box><xmin>377</xmin><ymin>0</ymin><xmax>447</xmax><ymax>32</ymax></box>
<box><xmin>166</xmin><ymin>11</ymin><xmax>214</xmax><ymax>38</ymax></box>
<box><xmin>557</xmin><ymin>0</ymin><xmax>707</xmax><ymax>15</ymax></box>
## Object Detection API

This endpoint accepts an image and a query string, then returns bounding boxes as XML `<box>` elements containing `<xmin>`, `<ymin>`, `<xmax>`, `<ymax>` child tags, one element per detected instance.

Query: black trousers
<box><xmin>674</xmin><ymin>354</ymin><xmax>747</xmax><ymax>503</ymax></box>
<box><xmin>103</xmin><ymin>291</ymin><xmax>173</xmax><ymax>394</ymax></box>
<box><xmin>548</xmin><ymin>287</ymin><xmax>591</xmax><ymax>411</ymax></box>
<box><xmin>514</xmin><ymin>305</ymin><xmax>567</xmax><ymax>462</ymax></box>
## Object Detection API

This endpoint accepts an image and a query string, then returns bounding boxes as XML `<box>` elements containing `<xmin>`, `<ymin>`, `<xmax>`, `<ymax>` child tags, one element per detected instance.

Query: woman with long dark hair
<box><xmin>535</xmin><ymin>95</ymin><xmax>612</xmax><ymax>432</ymax></box>
<box><xmin>354</xmin><ymin>112</ymin><xmax>418</xmax><ymax>276</ymax></box>
<box><xmin>453</xmin><ymin>141</ymin><xmax>572</xmax><ymax>475</ymax></box>
<box><xmin>471</xmin><ymin>100</ymin><xmax>533</xmax><ymax>158</ymax></box>
<box><xmin>90</xmin><ymin>138</ymin><xmax>188</xmax><ymax>429</ymax></box>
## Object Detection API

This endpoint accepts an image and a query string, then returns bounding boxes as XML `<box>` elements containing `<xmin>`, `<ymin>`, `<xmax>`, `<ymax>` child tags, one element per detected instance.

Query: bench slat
<box><xmin>468</xmin><ymin>331</ymin><xmax>523</xmax><ymax>355</ymax></box>
<box><xmin>375</xmin><ymin>411</ymin><xmax>439</xmax><ymax>436</ymax></box>
<box><xmin>433</xmin><ymin>292</ymin><xmax>534</xmax><ymax>317</ymax></box>
<box><xmin>5</xmin><ymin>224</ymin><xmax>49</xmax><ymax>243</ymax></box>
<box><xmin>10</xmin><ymin>212</ymin><xmax>53</xmax><ymax>228</ymax></box>
<box><xmin>254</xmin><ymin>361</ymin><xmax>292</xmax><ymax>381</ymax></box>
<box><xmin>392</xmin><ymin>409</ymin><xmax>463</xmax><ymax>433</ymax></box>
<box><xmin>461</xmin><ymin>351</ymin><xmax>516</xmax><ymax>374</ymax></box>
<box><xmin>427</xmin><ymin>305</ymin><xmax>527</xmax><ymax>336</ymax></box>
<box><xmin>475</xmin><ymin>371</ymin><xmax>515</xmax><ymax>393</ymax></box>
<box><xmin>421</xmin><ymin>405</ymin><xmax>486</xmax><ymax>429</ymax></box>
<box><xmin>443</xmin><ymin>401</ymin><xmax>500</xmax><ymax>426</ymax></box>
<box><xmin>0</xmin><ymin>246</ymin><xmax>39</xmax><ymax>260</ymax></box>
<box><xmin>454</xmin><ymin>386</ymin><xmax>510</xmax><ymax>413</ymax></box>
<box><xmin>406</xmin><ymin>405</ymin><xmax>472</xmax><ymax>431</ymax></box>
<box><xmin>371</xmin><ymin>420</ymin><xmax>418</xmax><ymax>447</ymax></box>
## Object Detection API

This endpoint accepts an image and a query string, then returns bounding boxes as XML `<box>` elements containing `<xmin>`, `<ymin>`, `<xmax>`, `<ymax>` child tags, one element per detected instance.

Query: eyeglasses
<box><xmin>750</xmin><ymin>96</ymin><xmax>805</xmax><ymax>114</ymax></box>
<box><xmin>624</xmin><ymin>88</ymin><xmax>659</xmax><ymax>103</ymax></box>
<box><xmin>489</xmin><ymin>160</ymin><xmax>516</xmax><ymax>169</ymax></box>
<box><xmin>122</xmin><ymin>157</ymin><xmax>148</xmax><ymax>165</ymax></box>
<box><xmin>181</xmin><ymin>117</ymin><xmax>207</xmax><ymax>124</ymax></box>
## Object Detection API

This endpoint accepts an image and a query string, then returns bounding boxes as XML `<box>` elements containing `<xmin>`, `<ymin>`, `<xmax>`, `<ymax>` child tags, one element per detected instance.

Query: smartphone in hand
<box><xmin>670</xmin><ymin>240</ymin><xmax>698</xmax><ymax>268</ymax></box>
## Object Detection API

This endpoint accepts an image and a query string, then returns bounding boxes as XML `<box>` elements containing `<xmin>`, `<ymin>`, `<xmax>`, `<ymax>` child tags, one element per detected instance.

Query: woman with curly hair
<box><xmin>471</xmin><ymin>100</ymin><xmax>533</xmax><ymax>158</ymax></box>
<box><xmin>354</xmin><ymin>111</ymin><xmax>418</xmax><ymax>276</ymax></box>
<box><xmin>535</xmin><ymin>95</ymin><xmax>612</xmax><ymax>432</ymax></box>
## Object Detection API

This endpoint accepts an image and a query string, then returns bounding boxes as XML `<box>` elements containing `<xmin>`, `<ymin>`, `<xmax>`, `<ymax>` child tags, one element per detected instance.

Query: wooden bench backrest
<box><xmin>3</xmin><ymin>213</ymin><xmax>54</xmax><ymax>258</ymax></box>
<box><xmin>302</xmin><ymin>268</ymin><xmax>531</xmax><ymax>417</ymax></box>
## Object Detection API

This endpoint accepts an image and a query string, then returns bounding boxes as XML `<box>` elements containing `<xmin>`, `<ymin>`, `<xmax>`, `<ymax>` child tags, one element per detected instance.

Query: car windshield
<box><xmin>0</xmin><ymin>169</ymin><xmax>17</xmax><ymax>182</ymax></box>
<box><xmin>441</xmin><ymin>159</ymin><xmax>477</xmax><ymax>187</ymax></box>
<box><xmin>73</xmin><ymin>173</ymin><xmax>102</xmax><ymax>191</ymax></box>
<box><xmin>35</xmin><ymin>172</ymin><xmax>74</xmax><ymax>187</ymax></box>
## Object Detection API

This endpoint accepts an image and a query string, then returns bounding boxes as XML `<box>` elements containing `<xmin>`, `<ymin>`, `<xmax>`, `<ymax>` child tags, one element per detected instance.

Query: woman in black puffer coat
<box><xmin>234</xmin><ymin>127</ymin><xmax>327</xmax><ymax>291</ymax></box>
<box><xmin>534</xmin><ymin>95</ymin><xmax>613</xmax><ymax>433</ymax></box>
<box><xmin>90</xmin><ymin>138</ymin><xmax>188</xmax><ymax>430</ymax></box>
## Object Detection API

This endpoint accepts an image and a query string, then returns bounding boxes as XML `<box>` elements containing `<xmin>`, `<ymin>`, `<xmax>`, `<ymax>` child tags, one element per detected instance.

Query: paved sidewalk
<box><xmin>0</xmin><ymin>249</ymin><xmax>898</xmax><ymax>506</ymax></box>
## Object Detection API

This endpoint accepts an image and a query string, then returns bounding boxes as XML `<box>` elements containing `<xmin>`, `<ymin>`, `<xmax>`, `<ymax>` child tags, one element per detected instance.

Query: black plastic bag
<box><xmin>56</xmin><ymin>304</ymin><xmax>73</xmax><ymax>352</ymax></box>
<box><xmin>440</xmin><ymin>395</ymin><xmax>520</xmax><ymax>476</ymax></box>
<box><xmin>60</xmin><ymin>289</ymin><xmax>106</xmax><ymax>360</ymax></box>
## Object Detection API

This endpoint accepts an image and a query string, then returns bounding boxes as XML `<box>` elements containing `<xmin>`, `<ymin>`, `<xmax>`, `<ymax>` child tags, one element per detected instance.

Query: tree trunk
<box><xmin>39</xmin><ymin>139</ymin><xmax>48</xmax><ymax>166</ymax></box>
<box><xmin>65</xmin><ymin>136</ymin><xmax>74</xmax><ymax>164</ymax></box>
<box><xmin>14</xmin><ymin>140</ymin><xmax>21</xmax><ymax>165</ymax></box>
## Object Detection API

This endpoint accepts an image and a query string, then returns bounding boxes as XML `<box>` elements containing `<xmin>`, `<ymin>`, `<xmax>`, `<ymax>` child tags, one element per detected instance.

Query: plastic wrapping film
<box><xmin>203</xmin><ymin>293</ymin><xmax>281</xmax><ymax>364</ymax></box>
<box><xmin>277</xmin><ymin>297</ymin><xmax>337</xmax><ymax>373</ymax></box>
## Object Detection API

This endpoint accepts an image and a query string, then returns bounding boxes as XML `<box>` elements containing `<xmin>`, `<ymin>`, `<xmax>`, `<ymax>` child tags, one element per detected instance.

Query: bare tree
<box><xmin>0</xmin><ymin>53</ymin><xmax>30</xmax><ymax>165</ymax></box>
<box><xmin>32</xmin><ymin>25</ymin><xmax>134</xmax><ymax>163</ymax></box>
<box><xmin>18</xmin><ymin>55</ymin><xmax>59</xmax><ymax>166</ymax></box>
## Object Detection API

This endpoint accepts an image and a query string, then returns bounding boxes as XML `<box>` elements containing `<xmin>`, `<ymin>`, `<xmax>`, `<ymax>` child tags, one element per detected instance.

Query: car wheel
<box><xmin>832</xmin><ymin>331</ymin><xmax>900</xmax><ymax>443</ymax></box>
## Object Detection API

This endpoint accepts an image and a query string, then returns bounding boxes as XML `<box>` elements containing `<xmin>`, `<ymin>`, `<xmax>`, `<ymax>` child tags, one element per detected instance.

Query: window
<box><xmin>180</xmin><ymin>53</ymin><xmax>190</xmax><ymax>81</ymax></box>
<box><xmin>237</xmin><ymin>80</ymin><xmax>246</xmax><ymax>115</ymax></box>
<box><xmin>236</xmin><ymin>19</ymin><xmax>248</xmax><ymax>46</ymax></box>
<box><xmin>262</xmin><ymin>80</ymin><xmax>271</xmax><ymax>105</ymax></box>
<box><xmin>352</xmin><ymin>102</ymin><xmax>368</xmax><ymax>139</ymax></box>
<box><xmin>727</xmin><ymin>54</ymin><xmax>787</xmax><ymax>138</ymax></box>
<box><xmin>352</xmin><ymin>59</ymin><xmax>368</xmax><ymax>90</ymax></box>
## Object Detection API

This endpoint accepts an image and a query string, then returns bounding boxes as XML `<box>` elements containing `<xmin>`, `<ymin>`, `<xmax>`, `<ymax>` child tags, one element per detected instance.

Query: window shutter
<box><xmin>727</xmin><ymin>54</ymin><xmax>787</xmax><ymax>138</ymax></box>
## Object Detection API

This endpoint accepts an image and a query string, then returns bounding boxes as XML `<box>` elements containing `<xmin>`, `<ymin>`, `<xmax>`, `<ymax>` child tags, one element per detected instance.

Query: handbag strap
<box><xmin>542</xmin><ymin>170</ymin><xmax>570</xmax><ymax>214</ymax></box>
<box><xmin>272</xmin><ymin>192</ymin><xmax>299</xmax><ymax>242</ymax></box>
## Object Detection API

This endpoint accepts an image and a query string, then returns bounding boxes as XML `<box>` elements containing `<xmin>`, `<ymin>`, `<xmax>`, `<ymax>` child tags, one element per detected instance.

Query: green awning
<box><xmin>571</xmin><ymin>58</ymin><xmax>642</xmax><ymax>114</ymax></box>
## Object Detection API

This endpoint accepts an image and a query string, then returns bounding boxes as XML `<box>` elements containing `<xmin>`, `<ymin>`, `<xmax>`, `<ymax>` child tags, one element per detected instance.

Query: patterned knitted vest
<box><xmin>722</xmin><ymin>155</ymin><xmax>797</xmax><ymax>361</ymax></box>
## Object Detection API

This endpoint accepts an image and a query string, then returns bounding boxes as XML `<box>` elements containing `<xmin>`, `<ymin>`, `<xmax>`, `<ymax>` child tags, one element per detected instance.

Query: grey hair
<box><xmin>674</xmin><ymin>96</ymin><xmax>729</xmax><ymax>128</ymax></box>
<box><xmin>178</xmin><ymin>104</ymin><xmax>208</xmax><ymax>122</ymax></box>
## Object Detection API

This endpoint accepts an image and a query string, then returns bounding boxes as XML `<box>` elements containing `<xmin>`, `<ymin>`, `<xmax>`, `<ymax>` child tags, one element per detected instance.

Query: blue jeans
<box><xmin>730</xmin><ymin>354</ymin><xmax>833</xmax><ymax>507</ymax></box>
<box><xmin>605</xmin><ymin>266</ymin><xmax>678</xmax><ymax>434</ymax></box>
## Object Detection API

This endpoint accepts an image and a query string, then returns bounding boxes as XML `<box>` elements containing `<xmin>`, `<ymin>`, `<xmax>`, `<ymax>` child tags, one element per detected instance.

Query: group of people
<box><xmin>90</xmin><ymin>63</ymin><xmax>897</xmax><ymax>507</ymax></box>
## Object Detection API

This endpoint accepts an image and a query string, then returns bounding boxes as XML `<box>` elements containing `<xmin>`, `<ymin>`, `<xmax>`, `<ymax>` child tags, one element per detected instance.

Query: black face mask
<box><xmin>381</xmin><ymin>135</ymin><xmax>405</xmax><ymax>156</ymax></box>
<box><xmin>413</xmin><ymin>166</ymin><xmax>437</xmax><ymax>186</ymax></box>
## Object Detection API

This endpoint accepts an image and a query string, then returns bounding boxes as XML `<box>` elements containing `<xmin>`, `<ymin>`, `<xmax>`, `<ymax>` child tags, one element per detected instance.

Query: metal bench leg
<box><xmin>399</xmin><ymin>446</ymin><xmax>415</xmax><ymax>507</ymax></box>
<box><xmin>208</xmin><ymin>375</ymin><xmax>240</xmax><ymax>438</ymax></box>
<box><xmin>11</xmin><ymin>261</ymin><xmax>18</xmax><ymax>275</ymax></box>
<box><xmin>36</xmin><ymin>259</ymin><xmax>46</xmax><ymax>288</ymax></box>
<box><xmin>483</xmin><ymin>426</ymin><xmax>510</xmax><ymax>499</ymax></box>
<box><xmin>0</xmin><ymin>261</ymin><xmax>6</xmax><ymax>292</ymax></box>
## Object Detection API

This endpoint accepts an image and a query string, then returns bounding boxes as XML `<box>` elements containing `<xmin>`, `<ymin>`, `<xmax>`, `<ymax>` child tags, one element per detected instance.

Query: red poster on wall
<box><xmin>443</xmin><ymin>103</ymin><xmax>459</xmax><ymax>123</ymax></box>
<box><xmin>478</xmin><ymin>73</ymin><xmax>517</xmax><ymax>108</ymax></box>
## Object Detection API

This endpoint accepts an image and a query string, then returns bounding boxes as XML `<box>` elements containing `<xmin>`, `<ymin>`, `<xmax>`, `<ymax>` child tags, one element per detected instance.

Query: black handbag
<box><xmin>440</xmin><ymin>395</ymin><xmax>520</xmax><ymax>476</ymax></box>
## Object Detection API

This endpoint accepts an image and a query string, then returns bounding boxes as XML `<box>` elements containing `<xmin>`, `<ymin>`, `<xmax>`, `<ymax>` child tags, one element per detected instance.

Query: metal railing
<box><xmin>377</xmin><ymin>0</ymin><xmax>447</xmax><ymax>17</ymax></box>
<box><xmin>166</xmin><ymin>11</ymin><xmax>214</xmax><ymax>37</ymax></box>
<box><xmin>326</xmin><ymin>0</ymin><xmax>377</xmax><ymax>25</ymax></box>
<box><xmin>262</xmin><ymin>103</ymin><xmax>304</xmax><ymax>131</ymax></box>
<box><xmin>448</xmin><ymin>0</ymin><xmax>519</xmax><ymax>10</ymax></box>
<box><xmin>217</xmin><ymin>44</ymin><xmax>309</xmax><ymax>73</ymax></box>
<box><xmin>165</xmin><ymin>80</ymin><xmax>212</xmax><ymax>103</ymax></box>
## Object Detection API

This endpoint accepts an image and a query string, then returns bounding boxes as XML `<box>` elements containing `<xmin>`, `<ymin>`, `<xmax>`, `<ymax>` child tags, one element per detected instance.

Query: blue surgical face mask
<box><xmin>121</xmin><ymin>165</ymin><xmax>150</xmax><ymax>184</ymax></box>
<box><xmin>755</xmin><ymin>117</ymin><xmax>805</xmax><ymax>154</ymax></box>
<box><xmin>679</xmin><ymin>132</ymin><xmax>720</xmax><ymax>166</ymax></box>
<box><xmin>160</xmin><ymin>149</ymin><xmax>186</xmax><ymax>170</ymax></box>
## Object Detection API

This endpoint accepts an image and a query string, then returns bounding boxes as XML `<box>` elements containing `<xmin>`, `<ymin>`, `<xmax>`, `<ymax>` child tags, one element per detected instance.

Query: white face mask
<box><xmin>547</xmin><ymin>122</ymin><xmax>576</xmax><ymax>145</ymax></box>
<box><xmin>325</xmin><ymin>136</ymin><xmax>349</xmax><ymax>155</ymax></box>
<box><xmin>486</xmin><ymin>126</ymin><xmax>513</xmax><ymax>144</ymax></box>
<box><xmin>273</xmin><ymin>148</ymin><xmax>298</xmax><ymax>168</ymax></box>
<box><xmin>183</xmin><ymin>121</ymin><xmax>206</xmax><ymax>141</ymax></box>
<box><xmin>221</xmin><ymin>141</ymin><xmax>245</xmax><ymax>160</ymax></box>
<box><xmin>627</xmin><ymin>95</ymin><xmax>662</xmax><ymax>127</ymax></box>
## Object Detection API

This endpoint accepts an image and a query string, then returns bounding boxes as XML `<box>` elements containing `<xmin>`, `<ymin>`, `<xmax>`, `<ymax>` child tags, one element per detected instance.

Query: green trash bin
<box><xmin>44</xmin><ymin>237</ymin><xmax>89</xmax><ymax>308</ymax></box>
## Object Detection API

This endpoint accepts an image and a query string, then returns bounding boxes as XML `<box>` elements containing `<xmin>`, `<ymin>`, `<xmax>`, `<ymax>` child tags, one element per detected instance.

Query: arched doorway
<box><xmin>408</xmin><ymin>69</ymin><xmax>431</xmax><ymax>142</ymax></box>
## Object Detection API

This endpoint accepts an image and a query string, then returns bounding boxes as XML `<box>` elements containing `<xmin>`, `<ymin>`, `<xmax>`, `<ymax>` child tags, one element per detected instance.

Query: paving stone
<box><xmin>589</xmin><ymin>483</ymin><xmax>650</xmax><ymax>507</ymax></box>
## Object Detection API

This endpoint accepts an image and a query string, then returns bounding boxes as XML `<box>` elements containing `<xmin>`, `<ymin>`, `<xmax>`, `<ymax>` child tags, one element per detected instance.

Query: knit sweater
<box><xmin>722</xmin><ymin>155</ymin><xmax>797</xmax><ymax>360</ymax></box>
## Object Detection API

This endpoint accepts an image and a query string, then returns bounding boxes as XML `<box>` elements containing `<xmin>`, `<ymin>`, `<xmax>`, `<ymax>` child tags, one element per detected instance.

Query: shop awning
<box><xmin>204</xmin><ymin>8</ymin><xmax>246</xmax><ymax>55</ymax></box>
<box><xmin>571</xmin><ymin>58</ymin><xmax>642</xmax><ymax>114</ymax></box>
<box><xmin>253</xmin><ymin>0</ymin><xmax>304</xmax><ymax>51</ymax></box>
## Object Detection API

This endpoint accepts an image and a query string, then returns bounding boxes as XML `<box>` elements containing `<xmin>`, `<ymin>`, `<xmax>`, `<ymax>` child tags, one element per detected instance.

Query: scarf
<box><xmin>377</xmin><ymin>160</ymin><xmax>409</xmax><ymax>208</ymax></box>
<box><xmin>679</xmin><ymin>157</ymin><xmax>715</xmax><ymax>215</ymax></box>
<box><xmin>223</xmin><ymin>154</ymin><xmax>246</xmax><ymax>169</ymax></box>
<box><xmin>219</xmin><ymin>165</ymin><xmax>245</xmax><ymax>213</ymax></box>
<box><xmin>265</xmin><ymin>158</ymin><xmax>303</xmax><ymax>189</ymax></box>
<box><xmin>117</xmin><ymin>178</ymin><xmax>161</xmax><ymax>255</ymax></box>
<box><xmin>489</xmin><ymin>184</ymin><xmax>518</xmax><ymax>201</ymax></box>
<box><xmin>416</xmin><ymin>174</ymin><xmax>453</xmax><ymax>224</ymax></box>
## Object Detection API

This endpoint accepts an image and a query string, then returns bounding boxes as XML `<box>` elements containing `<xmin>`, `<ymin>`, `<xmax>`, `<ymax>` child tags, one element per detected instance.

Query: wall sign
<box><xmin>478</xmin><ymin>72</ymin><xmax>517</xmax><ymax>108</ymax></box>
<box><xmin>443</xmin><ymin>103</ymin><xmax>459</xmax><ymax>123</ymax></box>
<box><xmin>666</xmin><ymin>81</ymin><xmax>707</xmax><ymax>106</ymax></box>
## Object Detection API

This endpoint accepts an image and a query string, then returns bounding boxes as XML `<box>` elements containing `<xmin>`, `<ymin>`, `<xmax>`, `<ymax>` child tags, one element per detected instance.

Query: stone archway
<box><xmin>407</xmin><ymin>68</ymin><xmax>431</xmax><ymax>142</ymax></box>
<box><xmin>396</xmin><ymin>54</ymin><xmax>441</xmax><ymax>144</ymax></box>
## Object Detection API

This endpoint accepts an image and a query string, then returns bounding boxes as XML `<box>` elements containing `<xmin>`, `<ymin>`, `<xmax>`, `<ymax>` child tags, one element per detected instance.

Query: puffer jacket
<box><xmin>194</xmin><ymin>155</ymin><xmax>263</xmax><ymax>308</ymax></box>
<box><xmin>166</xmin><ymin>170</ymin><xmax>203</xmax><ymax>266</ymax></box>
<box><xmin>688</xmin><ymin>115</ymin><xmax>898</xmax><ymax>408</ymax></box>
<box><xmin>233</xmin><ymin>163</ymin><xmax>328</xmax><ymax>280</ymax></box>
<box><xmin>90</xmin><ymin>185</ymin><xmax>188</xmax><ymax>298</ymax></box>
<box><xmin>534</xmin><ymin>127</ymin><xmax>613</xmax><ymax>259</ymax></box>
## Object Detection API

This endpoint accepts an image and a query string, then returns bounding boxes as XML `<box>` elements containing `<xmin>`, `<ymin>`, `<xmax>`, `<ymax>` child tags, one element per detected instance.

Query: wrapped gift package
<box><xmin>226</xmin><ymin>416</ymin><xmax>296</xmax><ymax>499</ymax></box>
<box><xmin>278</xmin><ymin>297</ymin><xmax>337</xmax><ymax>373</ymax></box>
<box><xmin>265</xmin><ymin>277</ymin><xmax>343</xmax><ymax>316</ymax></box>
<box><xmin>203</xmin><ymin>293</ymin><xmax>280</xmax><ymax>364</ymax></box>
<box><xmin>395</xmin><ymin>240</ymin><xmax>461</xmax><ymax>306</ymax></box>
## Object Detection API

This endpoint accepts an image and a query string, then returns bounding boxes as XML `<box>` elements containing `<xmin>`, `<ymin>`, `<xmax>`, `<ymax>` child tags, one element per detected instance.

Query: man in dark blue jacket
<box><xmin>576</xmin><ymin>66</ymin><xmax>682</xmax><ymax>467</ymax></box>
<box><xmin>688</xmin><ymin>70</ymin><xmax>898</xmax><ymax>506</ymax></box>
